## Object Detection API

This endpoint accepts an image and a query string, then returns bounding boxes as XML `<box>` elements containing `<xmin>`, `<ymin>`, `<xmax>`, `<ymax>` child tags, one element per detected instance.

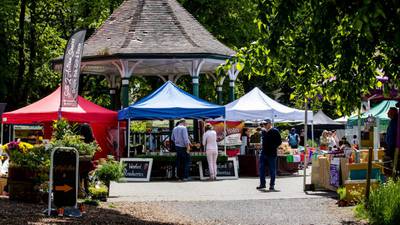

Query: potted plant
<box><xmin>3</xmin><ymin>142</ymin><xmax>50</xmax><ymax>202</ymax></box>
<box><xmin>88</xmin><ymin>183</ymin><xmax>108</xmax><ymax>201</ymax></box>
<box><xmin>49</xmin><ymin>118</ymin><xmax>101</xmax><ymax>197</ymax></box>
<box><xmin>94</xmin><ymin>156</ymin><xmax>123</xmax><ymax>192</ymax></box>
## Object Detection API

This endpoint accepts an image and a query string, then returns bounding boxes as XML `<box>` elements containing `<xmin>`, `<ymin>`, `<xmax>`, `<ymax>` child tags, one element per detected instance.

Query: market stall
<box><xmin>223</xmin><ymin>87</ymin><xmax>313</xmax><ymax>176</ymax></box>
<box><xmin>347</xmin><ymin>100</ymin><xmax>397</xmax><ymax>149</ymax></box>
<box><xmin>311</xmin><ymin>101</ymin><xmax>392</xmax><ymax>192</ymax></box>
<box><xmin>118</xmin><ymin>81</ymin><xmax>229</xmax><ymax>180</ymax></box>
<box><xmin>1</xmin><ymin>87</ymin><xmax>119</xmax><ymax>160</ymax></box>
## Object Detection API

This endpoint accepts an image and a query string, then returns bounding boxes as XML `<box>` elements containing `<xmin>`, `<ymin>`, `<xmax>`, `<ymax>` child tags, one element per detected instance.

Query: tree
<box><xmin>231</xmin><ymin>0</ymin><xmax>400</xmax><ymax>115</ymax></box>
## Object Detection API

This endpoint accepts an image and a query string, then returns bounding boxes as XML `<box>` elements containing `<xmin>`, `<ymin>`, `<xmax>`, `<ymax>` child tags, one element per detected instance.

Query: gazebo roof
<box><xmin>53</xmin><ymin>0</ymin><xmax>235</xmax><ymax>76</ymax></box>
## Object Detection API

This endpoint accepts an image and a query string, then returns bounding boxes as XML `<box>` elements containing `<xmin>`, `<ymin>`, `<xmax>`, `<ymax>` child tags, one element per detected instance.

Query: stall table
<box><xmin>238</xmin><ymin>154</ymin><xmax>299</xmax><ymax>177</ymax></box>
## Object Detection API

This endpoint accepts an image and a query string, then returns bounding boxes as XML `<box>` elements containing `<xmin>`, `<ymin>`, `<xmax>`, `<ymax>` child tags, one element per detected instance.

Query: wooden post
<box><xmin>365</xmin><ymin>147</ymin><xmax>373</xmax><ymax>204</ymax></box>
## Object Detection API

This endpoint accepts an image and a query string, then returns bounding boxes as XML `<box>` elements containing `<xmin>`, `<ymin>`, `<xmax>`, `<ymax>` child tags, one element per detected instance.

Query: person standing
<box><xmin>331</xmin><ymin>130</ymin><xmax>340</xmax><ymax>148</ymax></box>
<box><xmin>240</xmin><ymin>128</ymin><xmax>249</xmax><ymax>155</ymax></box>
<box><xmin>299</xmin><ymin>129</ymin><xmax>305</xmax><ymax>146</ymax></box>
<box><xmin>202</xmin><ymin>123</ymin><xmax>218</xmax><ymax>180</ymax></box>
<box><xmin>257</xmin><ymin>119</ymin><xmax>282</xmax><ymax>191</ymax></box>
<box><xmin>171</xmin><ymin>119</ymin><xmax>191</xmax><ymax>181</ymax></box>
<box><xmin>287</xmin><ymin>128</ymin><xmax>300</xmax><ymax>149</ymax></box>
<box><xmin>385</xmin><ymin>107</ymin><xmax>398</xmax><ymax>162</ymax></box>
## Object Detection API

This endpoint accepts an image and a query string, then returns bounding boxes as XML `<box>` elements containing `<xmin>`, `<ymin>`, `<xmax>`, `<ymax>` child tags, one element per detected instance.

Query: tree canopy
<box><xmin>0</xmin><ymin>0</ymin><xmax>259</xmax><ymax>110</ymax></box>
<box><xmin>231</xmin><ymin>0</ymin><xmax>400</xmax><ymax>116</ymax></box>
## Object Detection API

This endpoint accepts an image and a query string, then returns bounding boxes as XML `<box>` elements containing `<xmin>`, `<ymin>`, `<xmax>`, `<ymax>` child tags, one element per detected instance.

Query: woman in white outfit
<box><xmin>202</xmin><ymin>123</ymin><xmax>218</xmax><ymax>180</ymax></box>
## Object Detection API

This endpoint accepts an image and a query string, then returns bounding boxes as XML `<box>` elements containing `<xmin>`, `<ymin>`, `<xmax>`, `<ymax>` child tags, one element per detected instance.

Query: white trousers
<box><xmin>206</xmin><ymin>150</ymin><xmax>218</xmax><ymax>178</ymax></box>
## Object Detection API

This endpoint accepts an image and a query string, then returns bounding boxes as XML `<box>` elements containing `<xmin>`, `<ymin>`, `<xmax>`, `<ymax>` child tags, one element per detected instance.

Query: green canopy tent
<box><xmin>347</xmin><ymin>100</ymin><xmax>398</xmax><ymax>130</ymax></box>
<box><xmin>347</xmin><ymin>100</ymin><xmax>397</xmax><ymax>157</ymax></box>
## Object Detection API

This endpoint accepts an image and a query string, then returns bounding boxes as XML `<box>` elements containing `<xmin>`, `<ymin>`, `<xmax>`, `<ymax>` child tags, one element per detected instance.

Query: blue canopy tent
<box><xmin>118</xmin><ymin>81</ymin><xmax>225</xmax><ymax>120</ymax></box>
<box><xmin>118</xmin><ymin>81</ymin><xmax>226</xmax><ymax>157</ymax></box>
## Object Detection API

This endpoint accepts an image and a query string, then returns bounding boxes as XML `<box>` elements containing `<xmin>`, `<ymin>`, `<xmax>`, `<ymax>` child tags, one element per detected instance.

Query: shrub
<box><xmin>354</xmin><ymin>179</ymin><xmax>400</xmax><ymax>225</ymax></box>
<box><xmin>89</xmin><ymin>184</ymin><xmax>108</xmax><ymax>201</ymax></box>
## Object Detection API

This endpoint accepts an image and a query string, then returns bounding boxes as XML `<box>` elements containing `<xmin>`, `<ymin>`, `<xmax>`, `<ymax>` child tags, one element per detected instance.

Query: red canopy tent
<box><xmin>1</xmin><ymin>87</ymin><xmax>119</xmax><ymax>159</ymax></box>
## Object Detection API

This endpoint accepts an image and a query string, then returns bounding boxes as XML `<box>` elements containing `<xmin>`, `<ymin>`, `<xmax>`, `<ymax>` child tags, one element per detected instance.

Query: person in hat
<box><xmin>202</xmin><ymin>123</ymin><xmax>218</xmax><ymax>180</ymax></box>
<box><xmin>171</xmin><ymin>119</ymin><xmax>192</xmax><ymax>181</ymax></box>
<box><xmin>257</xmin><ymin>119</ymin><xmax>282</xmax><ymax>191</ymax></box>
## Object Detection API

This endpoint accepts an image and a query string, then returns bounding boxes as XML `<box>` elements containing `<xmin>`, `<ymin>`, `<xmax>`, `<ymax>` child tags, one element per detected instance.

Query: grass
<box><xmin>354</xmin><ymin>179</ymin><xmax>400</xmax><ymax>225</ymax></box>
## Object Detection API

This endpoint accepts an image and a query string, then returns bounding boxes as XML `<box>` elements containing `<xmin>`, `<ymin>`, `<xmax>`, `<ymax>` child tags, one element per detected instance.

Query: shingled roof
<box><xmin>82</xmin><ymin>0</ymin><xmax>235</xmax><ymax>59</ymax></box>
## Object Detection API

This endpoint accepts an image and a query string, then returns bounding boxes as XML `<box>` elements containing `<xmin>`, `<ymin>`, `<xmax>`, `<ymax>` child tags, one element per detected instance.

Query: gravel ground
<box><xmin>0</xmin><ymin>196</ymin><xmax>366</xmax><ymax>225</ymax></box>
<box><xmin>0</xmin><ymin>196</ymin><xmax>188</xmax><ymax>225</ymax></box>
<box><xmin>157</xmin><ymin>198</ymin><xmax>368</xmax><ymax>225</ymax></box>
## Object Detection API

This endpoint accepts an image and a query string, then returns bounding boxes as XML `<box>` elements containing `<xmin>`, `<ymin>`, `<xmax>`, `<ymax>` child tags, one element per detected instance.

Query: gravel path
<box><xmin>156</xmin><ymin>198</ymin><xmax>367</xmax><ymax>225</ymax></box>
<box><xmin>0</xmin><ymin>196</ymin><xmax>366</xmax><ymax>225</ymax></box>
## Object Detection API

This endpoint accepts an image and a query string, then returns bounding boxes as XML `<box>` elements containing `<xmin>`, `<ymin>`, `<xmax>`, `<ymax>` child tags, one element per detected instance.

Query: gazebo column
<box><xmin>184</xmin><ymin>59</ymin><xmax>205</xmax><ymax>142</ymax></box>
<box><xmin>227</xmin><ymin>64</ymin><xmax>240</xmax><ymax>102</ymax></box>
<box><xmin>113</xmin><ymin>60</ymin><xmax>142</xmax><ymax>108</ymax></box>
<box><xmin>121</xmin><ymin>78</ymin><xmax>130</xmax><ymax>108</ymax></box>
<box><xmin>110</xmin><ymin>88</ymin><xmax>117</xmax><ymax>110</ymax></box>
<box><xmin>217</xmin><ymin>76</ymin><xmax>226</xmax><ymax>105</ymax></box>
<box><xmin>105</xmin><ymin>74</ymin><xmax>120</xmax><ymax>110</ymax></box>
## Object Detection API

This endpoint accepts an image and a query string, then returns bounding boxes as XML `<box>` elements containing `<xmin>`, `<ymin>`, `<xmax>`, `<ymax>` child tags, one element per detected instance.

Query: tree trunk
<box><xmin>26</xmin><ymin>0</ymin><xmax>37</xmax><ymax>102</ymax></box>
<box><xmin>16</xmin><ymin>0</ymin><xmax>27</xmax><ymax>104</ymax></box>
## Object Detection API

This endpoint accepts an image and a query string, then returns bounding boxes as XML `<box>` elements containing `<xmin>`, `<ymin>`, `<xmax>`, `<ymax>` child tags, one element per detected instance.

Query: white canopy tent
<box><xmin>225</xmin><ymin>87</ymin><xmax>313</xmax><ymax>122</ymax></box>
<box><xmin>334</xmin><ymin>116</ymin><xmax>349</xmax><ymax>124</ymax></box>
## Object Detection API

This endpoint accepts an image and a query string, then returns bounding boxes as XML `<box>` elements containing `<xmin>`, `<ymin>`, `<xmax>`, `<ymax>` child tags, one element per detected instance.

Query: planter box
<box><xmin>0</xmin><ymin>177</ymin><xmax>7</xmax><ymax>195</ymax></box>
<box><xmin>344</xmin><ymin>179</ymin><xmax>379</xmax><ymax>202</ymax></box>
<box><xmin>7</xmin><ymin>166</ymin><xmax>46</xmax><ymax>203</ymax></box>
<box><xmin>347</xmin><ymin>162</ymin><xmax>383</xmax><ymax>180</ymax></box>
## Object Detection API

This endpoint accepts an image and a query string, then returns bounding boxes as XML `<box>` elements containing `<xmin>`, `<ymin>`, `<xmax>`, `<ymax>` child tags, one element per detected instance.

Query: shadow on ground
<box><xmin>0</xmin><ymin>197</ymin><xmax>177</xmax><ymax>225</ymax></box>
<box><xmin>304</xmin><ymin>190</ymin><xmax>338</xmax><ymax>199</ymax></box>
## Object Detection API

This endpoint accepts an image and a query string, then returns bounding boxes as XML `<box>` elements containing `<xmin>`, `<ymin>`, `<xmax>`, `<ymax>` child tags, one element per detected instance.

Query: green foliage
<box><xmin>95</xmin><ymin>156</ymin><xmax>124</xmax><ymax>187</ymax></box>
<box><xmin>51</xmin><ymin>118</ymin><xmax>100</xmax><ymax>156</ymax></box>
<box><xmin>88</xmin><ymin>183</ymin><xmax>108</xmax><ymax>199</ymax></box>
<box><xmin>231</xmin><ymin>0</ymin><xmax>400</xmax><ymax>116</ymax></box>
<box><xmin>355</xmin><ymin>179</ymin><xmax>400</xmax><ymax>225</ymax></box>
<box><xmin>52</xmin><ymin>118</ymin><xmax>78</xmax><ymax>140</ymax></box>
<box><xmin>178</xmin><ymin>0</ymin><xmax>259</xmax><ymax>48</ymax></box>
<box><xmin>7</xmin><ymin>144</ymin><xmax>50</xmax><ymax>171</ymax></box>
<box><xmin>130</xmin><ymin>121</ymin><xmax>148</xmax><ymax>133</ymax></box>
<box><xmin>307</xmin><ymin>139</ymin><xmax>318</xmax><ymax>148</ymax></box>
<box><xmin>0</xmin><ymin>0</ymin><xmax>262</xmax><ymax>110</ymax></box>
<box><xmin>337</xmin><ymin>187</ymin><xmax>346</xmax><ymax>200</ymax></box>
<box><xmin>82</xmin><ymin>198</ymin><xmax>100</xmax><ymax>206</ymax></box>
<box><xmin>280</xmin><ymin>130</ymin><xmax>289</xmax><ymax>140</ymax></box>
<box><xmin>51</xmin><ymin>135</ymin><xmax>99</xmax><ymax>156</ymax></box>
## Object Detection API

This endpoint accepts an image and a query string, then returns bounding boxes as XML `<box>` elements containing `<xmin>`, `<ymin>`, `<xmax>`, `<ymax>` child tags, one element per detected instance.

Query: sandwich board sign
<box><xmin>199</xmin><ymin>157</ymin><xmax>238</xmax><ymax>180</ymax></box>
<box><xmin>120</xmin><ymin>158</ymin><xmax>153</xmax><ymax>181</ymax></box>
<box><xmin>48</xmin><ymin>147</ymin><xmax>80</xmax><ymax>217</ymax></box>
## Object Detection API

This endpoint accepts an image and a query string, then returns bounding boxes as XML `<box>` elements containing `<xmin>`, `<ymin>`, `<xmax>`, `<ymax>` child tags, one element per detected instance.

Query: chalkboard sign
<box><xmin>120</xmin><ymin>158</ymin><xmax>153</xmax><ymax>181</ymax></box>
<box><xmin>199</xmin><ymin>157</ymin><xmax>238</xmax><ymax>180</ymax></box>
<box><xmin>49</xmin><ymin>147</ymin><xmax>79</xmax><ymax>209</ymax></box>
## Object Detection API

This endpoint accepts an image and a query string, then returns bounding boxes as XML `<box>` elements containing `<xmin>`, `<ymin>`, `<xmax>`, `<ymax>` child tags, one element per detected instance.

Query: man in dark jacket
<box><xmin>386</xmin><ymin>107</ymin><xmax>398</xmax><ymax>159</ymax></box>
<box><xmin>257</xmin><ymin>119</ymin><xmax>282</xmax><ymax>191</ymax></box>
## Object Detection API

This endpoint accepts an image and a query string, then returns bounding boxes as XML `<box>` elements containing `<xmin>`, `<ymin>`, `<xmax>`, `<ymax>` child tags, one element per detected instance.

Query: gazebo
<box><xmin>53</xmin><ymin>0</ymin><xmax>238</xmax><ymax>109</ymax></box>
